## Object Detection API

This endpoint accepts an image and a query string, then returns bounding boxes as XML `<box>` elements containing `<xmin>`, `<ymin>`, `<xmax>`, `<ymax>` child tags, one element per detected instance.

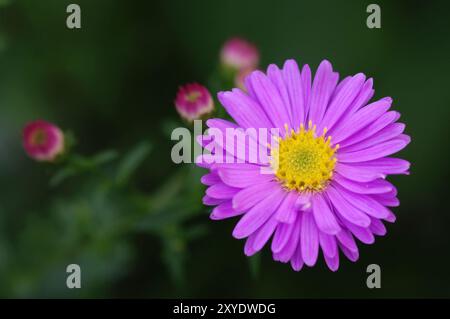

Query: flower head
<box><xmin>197</xmin><ymin>59</ymin><xmax>410</xmax><ymax>271</ymax></box>
<box><xmin>220</xmin><ymin>37</ymin><xmax>259</xmax><ymax>71</ymax></box>
<box><xmin>174</xmin><ymin>83</ymin><xmax>214</xmax><ymax>122</ymax></box>
<box><xmin>23</xmin><ymin>120</ymin><xmax>65</xmax><ymax>162</ymax></box>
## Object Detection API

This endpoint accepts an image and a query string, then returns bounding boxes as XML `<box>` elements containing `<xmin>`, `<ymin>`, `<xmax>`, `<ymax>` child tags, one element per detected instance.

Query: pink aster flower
<box><xmin>23</xmin><ymin>120</ymin><xmax>65</xmax><ymax>162</ymax></box>
<box><xmin>197</xmin><ymin>59</ymin><xmax>410</xmax><ymax>271</ymax></box>
<box><xmin>174</xmin><ymin>83</ymin><xmax>214</xmax><ymax>122</ymax></box>
<box><xmin>220</xmin><ymin>37</ymin><xmax>259</xmax><ymax>70</ymax></box>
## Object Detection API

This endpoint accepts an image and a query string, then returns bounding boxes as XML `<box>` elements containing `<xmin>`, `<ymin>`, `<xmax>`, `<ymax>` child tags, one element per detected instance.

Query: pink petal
<box><xmin>319</xmin><ymin>232</ymin><xmax>338</xmax><ymax>258</ymax></box>
<box><xmin>335</xmin><ymin>162</ymin><xmax>385</xmax><ymax>182</ymax></box>
<box><xmin>325</xmin><ymin>185</ymin><xmax>371</xmax><ymax>227</ymax></box>
<box><xmin>201</xmin><ymin>172</ymin><xmax>221</xmax><ymax>186</ymax></box>
<box><xmin>300</xmin><ymin>64</ymin><xmax>312</xmax><ymax>125</ymax></box>
<box><xmin>218</xmin><ymin>89</ymin><xmax>272</xmax><ymax>129</ymax></box>
<box><xmin>202</xmin><ymin>195</ymin><xmax>225</xmax><ymax>206</ymax></box>
<box><xmin>267</xmin><ymin>64</ymin><xmax>293</xmax><ymax>127</ymax></box>
<box><xmin>253</xmin><ymin>217</ymin><xmax>278</xmax><ymax>251</ymax></box>
<box><xmin>218</xmin><ymin>167</ymin><xmax>274</xmax><ymax>188</ymax></box>
<box><xmin>282</xmin><ymin>59</ymin><xmax>304</xmax><ymax>128</ymax></box>
<box><xmin>324</xmin><ymin>253</ymin><xmax>340</xmax><ymax>272</ymax></box>
<box><xmin>233</xmin><ymin>181</ymin><xmax>280</xmax><ymax>212</ymax></box>
<box><xmin>349</xmin><ymin>158</ymin><xmax>410</xmax><ymax>175</ymax></box>
<box><xmin>331</xmin><ymin>97</ymin><xmax>392</xmax><ymax>144</ymax></box>
<box><xmin>319</xmin><ymin>73</ymin><xmax>365</xmax><ymax>132</ymax></box>
<box><xmin>333</xmin><ymin>174</ymin><xmax>393</xmax><ymax>195</ymax></box>
<box><xmin>338</xmin><ymin>111</ymin><xmax>399</xmax><ymax>148</ymax></box>
<box><xmin>273</xmin><ymin>213</ymin><xmax>302</xmax><ymax>262</ymax></box>
<box><xmin>210</xmin><ymin>201</ymin><xmax>243</xmax><ymax>220</ymax></box>
<box><xmin>290</xmin><ymin>243</ymin><xmax>304</xmax><ymax>271</ymax></box>
<box><xmin>341</xmin><ymin>219</ymin><xmax>375</xmax><ymax>244</ymax></box>
<box><xmin>339</xmin><ymin>123</ymin><xmax>405</xmax><ymax>153</ymax></box>
<box><xmin>271</xmin><ymin>215</ymin><xmax>298</xmax><ymax>253</ymax></box>
<box><xmin>206</xmin><ymin>183</ymin><xmax>240</xmax><ymax>199</ymax></box>
<box><xmin>312</xmin><ymin>194</ymin><xmax>341</xmax><ymax>235</ymax></box>
<box><xmin>369</xmin><ymin>217</ymin><xmax>387</xmax><ymax>236</ymax></box>
<box><xmin>301</xmin><ymin>212</ymin><xmax>319</xmax><ymax>266</ymax></box>
<box><xmin>334</xmin><ymin>184</ymin><xmax>390</xmax><ymax>219</ymax></box>
<box><xmin>336</xmin><ymin>229</ymin><xmax>358</xmax><ymax>253</ymax></box>
<box><xmin>337</xmin><ymin>138</ymin><xmax>409</xmax><ymax>163</ymax></box>
<box><xmin>246</xmin><ymin>71</ymin><xmax>291</xmax><ymax>129</ymax></box>
<box><xmin>233</xmin><ymin>188</ymin><xmax>286</xmax><ymax>239</ymax></box>
<box><xmin>275</xmin><ymin>191</ymin><xmax>299</xmax><ymax>223</ymax></box>
<box><xmin>308</xmin><ymin>60</ymin><xmax>337</xmax><ymax>125</ymax></box>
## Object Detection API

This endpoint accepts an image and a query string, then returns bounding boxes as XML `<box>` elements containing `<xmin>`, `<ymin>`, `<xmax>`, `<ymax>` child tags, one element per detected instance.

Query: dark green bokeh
<box><xmin>0</xmin><ymin>0</ymin><xmax>449</xmax><ymax>297</ymax></box>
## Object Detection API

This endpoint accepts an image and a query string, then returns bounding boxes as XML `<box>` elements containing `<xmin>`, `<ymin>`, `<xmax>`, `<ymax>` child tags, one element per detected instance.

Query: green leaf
<box><xmin>161</xmin><ymin>227</ymin><xmax>186</xmax><ymax>287</ymax></box>
<box><xmin>49</xmin><ymin>150</ymin><xmax>118</xmax><ymax>187</ymax></box>
<box><xmin>115</xmin><ymin>141</ymin><xmax>152</xmax><ymax>185</ymax></box>
<box><xmin>69</xmin><ymin>150</ymin><xmax>118</xmax><ymax>170</ymax></box>
<box><xmin>91</xmin><ymin>150</ymin><xmax>119</xmax><ymax>166</ymax></box>
<box><xmin>132</xmin><ymin>169</ymin><xmax>205</xmax><ymax>232</ymax></box>
<box><xmin>49</xmin><ymin>167</ymin><xmax>77</xmax><ymax>187</ymax></box>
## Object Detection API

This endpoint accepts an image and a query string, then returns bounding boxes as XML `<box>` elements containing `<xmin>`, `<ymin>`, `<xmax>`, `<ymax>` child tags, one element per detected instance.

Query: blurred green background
<box><xmin>0</xmin><ymin>0</ymin><xmax>449</xmax><ymax>298</ymax></box>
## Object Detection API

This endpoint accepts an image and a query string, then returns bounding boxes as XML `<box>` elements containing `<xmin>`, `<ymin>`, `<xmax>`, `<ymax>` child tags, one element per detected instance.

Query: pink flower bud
<box><xmin>22</xmin><ymin>120</ymin><xmax>65</xmax><ymax>162</ymax></box>
<box><xmin>220</xmin><ymin>37</ymin><xmax>259</xmax><ymax>70</ymax></box>
<box><xmin>174</xmin><ymin>83</ymin><xmax>214</xmax><ymax>122</ymax></box>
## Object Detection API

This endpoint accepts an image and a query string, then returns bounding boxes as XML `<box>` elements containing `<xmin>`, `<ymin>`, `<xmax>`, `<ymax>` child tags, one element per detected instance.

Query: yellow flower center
<box><xmin>270</xmin><ymin>121</ymin><xmax>338</xmax><ymax>192</ymax></box>
<box><xmin>186</xmin><ymin>91</ymin><xmax>201</xmax><ymax>102</ymax></box>
<box><xmin>30</xmin><ymin>129</ymin><xmax>47</xmax><ymax>146</ymax></box>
